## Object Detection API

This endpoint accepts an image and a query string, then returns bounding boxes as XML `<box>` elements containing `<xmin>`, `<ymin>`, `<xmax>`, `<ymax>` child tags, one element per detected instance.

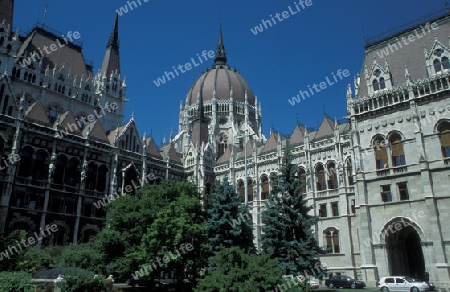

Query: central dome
<box><xmin>185</xmin><ymin>65</ymin><xmax>256</xmax><ymax>106</ymax></box>
<box><xmin>185</xmin><ymin>24</ymin><xmax>255</xmax><ymax>107</ymax></box>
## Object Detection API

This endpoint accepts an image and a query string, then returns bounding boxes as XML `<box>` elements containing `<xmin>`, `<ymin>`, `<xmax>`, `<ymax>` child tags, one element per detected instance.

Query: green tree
<box><xmin>94</xmin><ymin>180</ymin><xmax>191</xmax><ymax>277</ymax></box>
<box><xmin>0</xmin><ymin>230</ymin><xmax>27</xmax><ymax>272</ymax></box>
<box><xmin>194</xmin><ymin>246</ymin><xmax>283</xmax><ymax>292</ymax></box>
<box><xmin>261</xmin><ymin>142</ymin><xmax>322</xmax><ymax>275</ymax></box>
<box><xmin>57</xmin><ymin>239</ymin><xmax>106</xmax><ymax>274</ymax></box>
<box><xmin>0</xmin><ymin>271</ymin><xmax>33</xmax><ymax>291</ymax></box>
<box><xmin>139</xmin><ymin>182</ymin><xmax>209</xmax><ymax>286</ymax></box>
<box><xmin>19</xmin><ymin>245</ymin><xmax>56</xmax><ymax>273</ymax></box>
<box><xmin>206</xmin><ymin>177</ymin><xmax>255</xmax><ymax>254</ymax></box>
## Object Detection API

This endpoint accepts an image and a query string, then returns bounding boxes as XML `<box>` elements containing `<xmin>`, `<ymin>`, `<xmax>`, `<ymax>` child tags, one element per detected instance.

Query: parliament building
<box><xmin>0</xmin><ymin>0</ymin><xmax>449</xmax><ymax>285</ymax></box>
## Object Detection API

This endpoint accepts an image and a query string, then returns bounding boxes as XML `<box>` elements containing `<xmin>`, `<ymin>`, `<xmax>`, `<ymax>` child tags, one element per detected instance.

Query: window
<box><xmin>379</xmin><ymin>77</ymin><xmax>386</xmax><ymax>89</ymax></box>
<box><xmin>319</xmin><ymin>204</ymin><xmax>327</xmax><ymax>217</ymax></box>
<box><xmin>324</xmin><ymin>228</ymin><xmax>340</xmax><ymax>254</ymax></box>
<box><xmin>385</xmin><ymin>278</ymin><xmax>395</xmax><ymax>284</ymax></box>
<box><xmin>372</xmin><ymin>79</ymin><xmax>380</xmax><ymax>91</ymax></box>
<box><xmin>261</xmin><ymin>175</ymin><xmax>269</xmax><ymax>200</ymax></box>
<box><xmin>443</xmin><ymin>57</ymin><xmax>450</xmax><ymax>70</ymax></box>
<box><xmin>390</xmin><ymin>133</ymin><xmax>406</xmax><ymax>166</ymax></box>
<box><xmin>46</xmin><ymin>105</ymin><xmax>60</xmax><ymax>124</ymax></box>
<box><xmin>346</xmin><ymin>159</ymin><xmax>354</xmax><ymax>185</ymax></box>
<box><xmin>381</xmin><ymin>185</ymin><xmax>392</xmax><ymax>202</ymax></box>
<box><xmin>398</xmin><ymin>182</ymin><xmax>409</xmax><ymax>200</ymax></box>
<box><xmin>327</xmin><ymin>163</ymin><xmax>338</xmax><ymax>189</ymax></box>
<box><xmin>331</xmin><ymin>202</ymin><xmax>339</xmax><ymax>216</ymax></box>
<box><xmin>374</xmin><ymin>137</ymin><xmax>388</xmax><ymax>169</ymax></box>
<box><xmin>434</xmin><ymin>59</ymin><xmax>442</xmax><ymax>73</ymax></box>
<box><xmin>316</xmin><ymin>165</ymin><xmax>326</xmax><ymax>191</ymax></box>
<box><xmin>247</xmin><ymin>178</ymin><xmax>253</xmax><ymax>203</ymax></box>
<box><xmin>396</xmin><ymin>278</ymin><xmax>405</xmax><ymax>284</ymax></box>
<box><xmin>237</xmin><ymin>180</ymin><xmax>245</xmax><ymax>203</ymax></box>
<box><xmin>299</xmin><ymin>168</ymin><xmax>306</xmax><ymax>194</ymax></box>
<box><xmin>351</xmin><ymin>199</ymin><xmax>355</xmax><ymax>214</ymax></box>
<box><xmin>438</xmin><ymin>122</ymin><xmax>450</xmax><ymax>158</ymax></box>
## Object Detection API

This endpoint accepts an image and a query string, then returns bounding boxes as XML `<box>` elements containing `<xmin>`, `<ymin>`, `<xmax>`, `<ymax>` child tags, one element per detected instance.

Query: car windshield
<box><xmin>403</xmin><ymin>276</ymin><xmax>417</xmax><ymax>282</ymax></box>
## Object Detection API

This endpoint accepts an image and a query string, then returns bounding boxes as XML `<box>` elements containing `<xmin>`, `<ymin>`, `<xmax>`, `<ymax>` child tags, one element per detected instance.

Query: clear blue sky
<box><xmin>13</xmin><ymin>0</ymin><xmax>447</xmax><ymax>146</ymax></box>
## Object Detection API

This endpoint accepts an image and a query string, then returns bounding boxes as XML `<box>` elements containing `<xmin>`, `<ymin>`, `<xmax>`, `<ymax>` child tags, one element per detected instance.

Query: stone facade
<box><xmin>1</xmin><ymin>0</ymin><xmax>449</xmax><ymax>286</ymax></box>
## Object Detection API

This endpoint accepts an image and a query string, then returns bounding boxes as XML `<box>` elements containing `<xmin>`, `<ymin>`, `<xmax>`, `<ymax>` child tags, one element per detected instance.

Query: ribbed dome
<box><xmin>185</xmin><ymin>65</ymin><xmax>256</xmax><ymax>106</ymax></box>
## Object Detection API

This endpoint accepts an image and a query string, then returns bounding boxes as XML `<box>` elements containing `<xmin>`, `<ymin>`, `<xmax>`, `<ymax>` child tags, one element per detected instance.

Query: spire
<box><xmin>107</xmin><ymin>13</ymin><xmax>120</xmax><ymax>48</ymax></box>
<box><xmin>0</xmin><ymin>0</ymin><xmax>14</xmax><ymax>28</ymax></box>
<box><xmin>101</xmin><ymin>13</ymin><xmax>121</xmax><ymax>79</ymax></box>
<box><xmin>214</xmin><ymin>20</ymin><xmax>227</xmax><ymax>66</ymax></box>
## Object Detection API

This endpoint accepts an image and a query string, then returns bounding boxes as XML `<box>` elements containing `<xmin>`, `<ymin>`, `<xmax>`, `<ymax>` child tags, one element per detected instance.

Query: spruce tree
<box><xmin>261</xmin><ymin>142</ymin><xmax>322</xmax><ymax>275</ymax></box>
<box><xmin>205</xmin><ymin>176</ymin><xmax>255</xmax><ymax>254</ymax></box>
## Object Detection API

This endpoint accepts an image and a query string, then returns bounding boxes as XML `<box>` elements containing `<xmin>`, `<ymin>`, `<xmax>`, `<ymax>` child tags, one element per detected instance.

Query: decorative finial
<box><xmin>214</xmin><ymin>18</ymin><xmax>227</xmax><ymax>66</ymax></box>
<box><xmin>42</xmin><ymin>4</ymin><xmax>48</xmax><ymax>28</ymax></box>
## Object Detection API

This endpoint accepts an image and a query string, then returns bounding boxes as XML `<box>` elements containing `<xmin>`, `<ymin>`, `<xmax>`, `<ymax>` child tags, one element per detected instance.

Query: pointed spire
<box><xmin>107</xmin><ymin>13</ymin><xmax>120</xmax><ymax>49</ymax></box>
<box><xmin>346</xmin><ymin>84</ymin><xmax>352</xmax><ymax>99</ymax></box>
<box><xmin>214</xmin><ymin>20</ymin><xmax>227</xmax><ymax>66</ymax></box>
<box><xmin>101</xmin><ymin>13</ymin><xmax>121</xmax><ymax>79</ymax></box>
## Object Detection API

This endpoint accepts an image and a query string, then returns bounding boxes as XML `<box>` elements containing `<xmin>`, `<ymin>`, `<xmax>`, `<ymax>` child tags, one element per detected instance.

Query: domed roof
<box><xmin>185</xmin><ymin>25</ymin><xmax>256</xmax><ymax>107</ymax></box>
<box><xmin>185</xmin><ymin>66</ymin><xmax>256</xmax><ymax>106</ymax></box>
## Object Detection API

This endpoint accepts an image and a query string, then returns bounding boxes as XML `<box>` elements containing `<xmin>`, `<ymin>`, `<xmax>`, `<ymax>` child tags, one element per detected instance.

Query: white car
<box><xmin>296</xmin><ymin>275</ymin><xmax>320</xmax><ymax>289</ymax></box>
<box><xmin>377</xmin><ymin>276</ymin><xmax>429</xmax><ymax>292</ymax></box>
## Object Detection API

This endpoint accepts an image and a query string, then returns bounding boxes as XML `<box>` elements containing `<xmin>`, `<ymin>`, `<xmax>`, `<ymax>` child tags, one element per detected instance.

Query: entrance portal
<box><xmin>385</xmin><ymin>219</ymin><xmax>425</xmax><ymax>278</ymax></box>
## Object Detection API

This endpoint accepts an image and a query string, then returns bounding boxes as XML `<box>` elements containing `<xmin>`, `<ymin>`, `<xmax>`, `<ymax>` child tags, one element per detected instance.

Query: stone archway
<box><xmin>383</xmin><ymin>218</ymin><xmax>425</xmax><ymax>278</ymax></box>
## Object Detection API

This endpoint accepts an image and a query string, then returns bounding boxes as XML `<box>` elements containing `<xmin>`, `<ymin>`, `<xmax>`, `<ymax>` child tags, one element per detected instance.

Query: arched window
<box><xmin>442</xmin><ymin>57</ymin><xmax>450</xmax><ymax>70</ymax></box>
<box><xmin>323</xmin><ymin>227</ymin><xmax>340</xmax><ymax>254</ymax></box>
<box><xmin>379</xmin><ymin>77</ymin><xmax>386</xmax><ymax>89</ymax></box>
<box><xmin>438</xmin><ymin>121</ymin><xmax>450</xmax><ymax>158</ymax></box>
<box><xmin>247</xmin><ymin>178</ymin><xmax>253</xmax><ymax>202</ymax></box>
<box><xmin>390</xmin><ymin>133</ymin><xmax>405</xmax><ymax>166</ymax></box>
<box><xmin>372</xmin><ymin>79</ymin><xmax>380</xmax><ymax>91</ymax></box>
<box><xmin>64</xmin><ymin>158</ymin><xmax>80</xmax><ymax>187</ymax></box>
<box><xmin>327</xmin><ymin>163</ymin><xmax>338</xmax><ymax>189</ymax></box>
<box><xmin>0</xmin><ymin>37</ymin><xmax>4</xmax><ymax>46</ymax></box>
<box><xmin>86</xmin><ymin>162</ymin><xmax>98</xmax><ymax>190</ymax></box>
<box><xmin>18</xmin><ymin>147</ymin><xmax>34</xmax><ymax>177</ymax></box>
<box><xmin>374</xmin><ymin>136</ymin><xmax>388</xmax><ymax>169</ymax></box>
<box><xmin>434</xmin><ymin>59</ymin><xmax>442</xmax><ymax>73</ymax></box>
<box><xmin>97</xmin><ymin>165</ymin><xmax>108</xmax><ymax>192</ymax></box>
<box><xmin>54</xmin><ymin>155</ymin><xmax>67</xmax><ymax>184</ymax></box>
<box><xmin>217</xmin><ymin>132</ymin><xmax>228</xmax><ymax>158</ymax></box>
<box><xmin>261</xmin><ymin>175</ymin><xmax>269</xmax><ymax>200</ymax></box>
<box><xmin>237</xmin><ymin>180</ymin><xmax>245</xmax><ymax>203</ymax></box>
<box><xmin>346</xmin><ymin>159</ymin><xmax>354</xmax><ymax>185</ymax></box>
<box><xmin>82</xmin><ymin>229</ymin><xmax>98</xmax><ymax>243</ymax></box>
<box><xmin>299</xmin><ymin>168</ymin><xmax>306</xmax><ymax>194</ymax></box>
<box><xmin>316</xmin><ymin>164</ymin><xmax>326</xmax><ymax>191</ymax></box>
<box><xmin>32</xmin><ymin>150</ymin><xmax>48</xmax><ymax>180</ymax></box>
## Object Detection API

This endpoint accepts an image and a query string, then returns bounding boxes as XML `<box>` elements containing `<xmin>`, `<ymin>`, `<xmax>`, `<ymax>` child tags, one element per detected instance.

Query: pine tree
<box><xmin>205</xmin><ymin>176</ymin><xmax>255</xmax><ymax>254</ymax></box>
<box><xmin>261</xmin><ymin>142</ymin><xmax>322</xmax><ymax>275</ymax></box>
